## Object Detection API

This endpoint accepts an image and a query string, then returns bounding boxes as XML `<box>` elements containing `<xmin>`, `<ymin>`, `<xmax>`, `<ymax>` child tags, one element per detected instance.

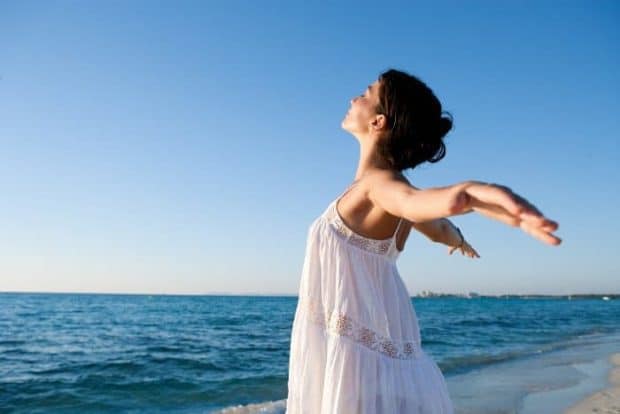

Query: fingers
<box><xmin>467</xmin><ymin>245</ymin><xmax>480</xmax><ymax>258</ymax></box>
<box><xmin>473</xmin><ymin>205</ymin><xmax>561</xmax><ymax>246</ymax></box>
<box><xmin>467</xmin><ymin>184</ymin><xmax>558</xmax><ymax>231</ymax></box>
<box><xmin>511</xmin><ymin>193</ymin><xmax>558</xmax><ymax>228</ymax></box>
<box><xmin>449</xmin><ymin>242</ymin><xmax>481</xmax><ymax>258</ymax></box>
<box><xmin>511</xmin><ymin>193</ymin><xmax>543</xmax><ymax>216</ymax></box>
<box><xmin>520</xmin><ymin>210</ymin><xmax>559</xmax><ymax>231</ymax></box>
<box><xmin>463</xmin><ymin>243</ymin><xmax>480</xmax><ymax>258</ymax></box>
<box><xmin>520</xmin><ymin>220</ymin><xmax>562</xmax><ymax>246</ymax></box>
<box><xmin>466</xmin><ymin>183</ymin><xmax>562</xmax><ymax>246</ymax></box>
<box><xmin>497</xmin><ymin>188</ymin><xmax>560</xmax><ymax>231</ymax></box>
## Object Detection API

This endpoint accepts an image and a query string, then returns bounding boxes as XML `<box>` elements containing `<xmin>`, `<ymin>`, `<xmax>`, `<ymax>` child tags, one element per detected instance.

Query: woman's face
<box><xmin>341</xmin><ymin>80</ymin><xmax>382</xmax><ymax>135</ymax></box>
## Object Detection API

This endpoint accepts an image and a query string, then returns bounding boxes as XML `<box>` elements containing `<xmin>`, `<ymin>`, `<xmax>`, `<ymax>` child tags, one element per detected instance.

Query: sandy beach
<box><xmin>563</xmin><ymin>353</ymin><xmax>620</xmax><ymax>414</ymax></box>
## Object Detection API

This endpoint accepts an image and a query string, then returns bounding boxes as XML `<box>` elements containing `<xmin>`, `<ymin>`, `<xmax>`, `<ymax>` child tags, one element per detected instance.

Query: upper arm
<box><xmin>365</xmin><ymin>172</ymin><xmax>443</xmax><ymax>241</ymax></box>
<box><xmin>367</xmin><ymin>171</ymin><xmax>467</xmax><ymax>222</ymax></box>
<box><xmin>366</xmin><ymin>171</ymin><xmax>419</xmax><ymax>220</ymax></box>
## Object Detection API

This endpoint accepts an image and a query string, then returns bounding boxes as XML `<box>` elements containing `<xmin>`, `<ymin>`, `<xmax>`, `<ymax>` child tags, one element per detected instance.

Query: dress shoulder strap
<box><xmin>387</xmin><ymin>217</ymin><xmax>405</xmax><ymax>255</ymax></box>
<box><xmin>392</xmin><ymin>217</ymin><xmax>404</xmax><ymax>239</ymax></box>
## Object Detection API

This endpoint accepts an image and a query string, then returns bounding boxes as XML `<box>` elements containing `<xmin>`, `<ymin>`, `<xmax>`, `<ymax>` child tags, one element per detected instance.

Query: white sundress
<box><xmin>285</xmin><ymin>183</ymin><xmax>455</xmax><ymax>413</ymax></box>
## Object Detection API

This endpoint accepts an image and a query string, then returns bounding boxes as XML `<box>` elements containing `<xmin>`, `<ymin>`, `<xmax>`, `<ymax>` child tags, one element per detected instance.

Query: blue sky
<box><xmin>1</xmin><ymin>1</ymin><xmax>618</xmax><ymax>295</ymax></box>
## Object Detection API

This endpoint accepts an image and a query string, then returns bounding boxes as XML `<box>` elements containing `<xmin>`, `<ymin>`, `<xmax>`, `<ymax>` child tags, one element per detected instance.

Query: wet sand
<box><xmin>563</xmin><ymin>353</ymin><xmax>620</xmax><ymax>414</ymax></box>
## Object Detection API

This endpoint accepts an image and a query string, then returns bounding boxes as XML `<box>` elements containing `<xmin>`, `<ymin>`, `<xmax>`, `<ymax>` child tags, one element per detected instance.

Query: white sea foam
<box><xmin>213</xmin><ymin>398</ymin><xmax>286</xmax><ymax>414</ymax></box>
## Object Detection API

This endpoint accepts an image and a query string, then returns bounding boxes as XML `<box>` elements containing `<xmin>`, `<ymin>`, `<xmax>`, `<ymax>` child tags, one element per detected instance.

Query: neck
<box><xmin>354</xmin><ymin>135</ymin><xmax>391</xmax><ymax>181</ymax></box>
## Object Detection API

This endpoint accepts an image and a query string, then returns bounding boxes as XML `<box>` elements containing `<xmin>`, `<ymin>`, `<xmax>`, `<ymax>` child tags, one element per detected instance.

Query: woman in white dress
<box><xmin>285</xmin><ymin>68</ymin><xmax>561</xmax><ymax>413</ymax></box>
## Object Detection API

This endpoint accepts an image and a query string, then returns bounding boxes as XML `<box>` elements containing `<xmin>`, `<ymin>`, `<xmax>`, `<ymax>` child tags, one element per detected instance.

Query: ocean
<box><xmin>1</xmin><ymin>292</ymin><xmax>618</xmax><ymax>413</ymax></box>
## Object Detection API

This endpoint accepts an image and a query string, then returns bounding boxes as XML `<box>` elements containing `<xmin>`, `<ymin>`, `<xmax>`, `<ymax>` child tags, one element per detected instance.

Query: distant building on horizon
<box><xmin>415</xmin><ymin>290</ymin><xmax>480</xmax><ymax>298</ymax></box>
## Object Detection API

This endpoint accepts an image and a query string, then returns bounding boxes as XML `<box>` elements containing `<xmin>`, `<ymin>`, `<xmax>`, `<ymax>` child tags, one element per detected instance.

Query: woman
<box><xmin>285</xmin><ymin>69</ymin><xmax>560</xmax><ymax>413</ymax></box>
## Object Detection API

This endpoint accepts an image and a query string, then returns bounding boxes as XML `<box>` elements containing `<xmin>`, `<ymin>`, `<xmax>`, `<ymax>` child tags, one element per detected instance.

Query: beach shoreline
<box><xmin>563</xmin><ymin>352</ymin><xmax>620</xmax><ymax>414</ymax></box>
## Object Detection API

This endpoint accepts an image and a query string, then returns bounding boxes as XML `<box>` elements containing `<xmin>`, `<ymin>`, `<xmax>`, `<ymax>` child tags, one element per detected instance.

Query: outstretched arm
<box><xmin>412</xmin><ymin>218</ymin><xmax>480</xmax><ymax>258</ymax></box>
<box><xmin>437</xmin><ymin>219</ymin><xmax>480</xmax><ymax>258</ymax></box>
<box><xmin>367</xmin><ymin>171</ymin><xmax>561</xmax><ymax>246</ymax></box>
<box><xmin>411</xmin><ymin>218</ymin><xmax>460</xmax><ymax>245</ymax></box>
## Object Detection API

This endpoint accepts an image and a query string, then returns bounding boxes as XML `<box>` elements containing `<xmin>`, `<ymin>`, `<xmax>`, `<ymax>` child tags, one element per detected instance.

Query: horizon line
<box><xmin>1</xmin><ymin>290</ymin><xmax>618</xmax><ymax>297</ymax></box>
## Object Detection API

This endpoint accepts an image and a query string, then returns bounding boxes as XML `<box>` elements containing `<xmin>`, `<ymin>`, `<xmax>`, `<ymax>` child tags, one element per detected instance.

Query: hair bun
<box><xmin>376</xmin><ymin>68</ymin><xmax>453</xmax><ymax>171</ymax></box>
<box><xmin>437</xmin><ymin>111</ymin><xmax>453</xmax><ymax>139</ymax></box>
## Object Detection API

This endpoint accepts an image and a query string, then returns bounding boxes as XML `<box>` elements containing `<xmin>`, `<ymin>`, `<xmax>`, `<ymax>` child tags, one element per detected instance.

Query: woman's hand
<box><xmin>448</xmin><ymin>239</ymin><xmax>480</xmax><ymax>258</ymax></box>
<box><xmin>452</xmin><ymin>181</ymin><xmax>561</xmax><ymax>246</ymax></box>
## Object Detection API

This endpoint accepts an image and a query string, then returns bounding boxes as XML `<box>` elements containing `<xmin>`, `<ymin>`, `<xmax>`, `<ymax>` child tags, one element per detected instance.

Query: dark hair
<box><xmin>375</xmin><ymin>68</ymin><xmax>453</xmax><ymax>172</ymax></box>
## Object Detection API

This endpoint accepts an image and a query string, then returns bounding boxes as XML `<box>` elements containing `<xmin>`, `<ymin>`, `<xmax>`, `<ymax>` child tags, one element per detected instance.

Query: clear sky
<box><xmin>1</xmin><ymin>1</ymin><xmax>618</xmax><ymax>296</ymax></box>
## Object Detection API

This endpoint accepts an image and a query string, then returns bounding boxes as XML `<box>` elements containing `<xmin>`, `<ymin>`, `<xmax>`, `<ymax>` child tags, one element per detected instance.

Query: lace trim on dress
<box><xmin>327</xmin><ymin>202</ymin><xmax>393</xmax><ymax>255</ymax></box>
<box><xmin>301</xmin><ymin>297</ymin><xmax>422</xmax><ymax>360</ymax></box>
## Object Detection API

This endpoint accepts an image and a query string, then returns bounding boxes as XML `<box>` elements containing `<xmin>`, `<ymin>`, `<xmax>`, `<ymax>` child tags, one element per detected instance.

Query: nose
<box><xmin>350</xmin><ymin>96</ymin><xmax>357</xmax><ymax>105</ymax></box>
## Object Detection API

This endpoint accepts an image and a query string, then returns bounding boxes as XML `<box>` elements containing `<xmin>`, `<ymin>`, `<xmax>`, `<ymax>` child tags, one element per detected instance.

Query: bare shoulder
<box><xmin>364</xmin><ymin>169</ymin><xmax>420</xmax><ymax>219</ymax></box>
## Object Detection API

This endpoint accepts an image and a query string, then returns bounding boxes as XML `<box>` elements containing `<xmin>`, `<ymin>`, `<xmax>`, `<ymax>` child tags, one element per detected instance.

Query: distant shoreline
<box><xmin>0</xmin><ymin>290</ymin><xmax>618</xmax><ymax>299</ymax></box>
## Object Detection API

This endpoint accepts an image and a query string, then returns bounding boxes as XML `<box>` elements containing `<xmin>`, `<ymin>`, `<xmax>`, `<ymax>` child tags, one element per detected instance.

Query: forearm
<box><xmin>403</xmin><ymin>181</ymin><xmax>476</xmax><ymax>223</ymax></box>
<box><xmin>434</xmin><ymin>218</ymin><xmax>464</xmax><ymax>247</ymax></box>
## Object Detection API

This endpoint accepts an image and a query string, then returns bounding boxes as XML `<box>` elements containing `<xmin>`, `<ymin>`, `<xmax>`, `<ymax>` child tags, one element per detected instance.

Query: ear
<box><xmin>370</xmin><ymin>114</ymin><xmax>388</xmax><ymax>131</ymax></box>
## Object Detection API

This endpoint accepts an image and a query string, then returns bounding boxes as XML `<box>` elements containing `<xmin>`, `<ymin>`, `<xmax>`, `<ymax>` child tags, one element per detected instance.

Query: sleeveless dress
<box><xmin>285</xmin><ymin>183</ymin><xmax>455</xmax><ymax>413</ymax></box>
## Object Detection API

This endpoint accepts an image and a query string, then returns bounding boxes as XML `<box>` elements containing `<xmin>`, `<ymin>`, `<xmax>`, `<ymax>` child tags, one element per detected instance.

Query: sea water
<box><xmin>1</xmin><ymin>293</ymin><xmax>618</xmax><ymax>413</ymax></box>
